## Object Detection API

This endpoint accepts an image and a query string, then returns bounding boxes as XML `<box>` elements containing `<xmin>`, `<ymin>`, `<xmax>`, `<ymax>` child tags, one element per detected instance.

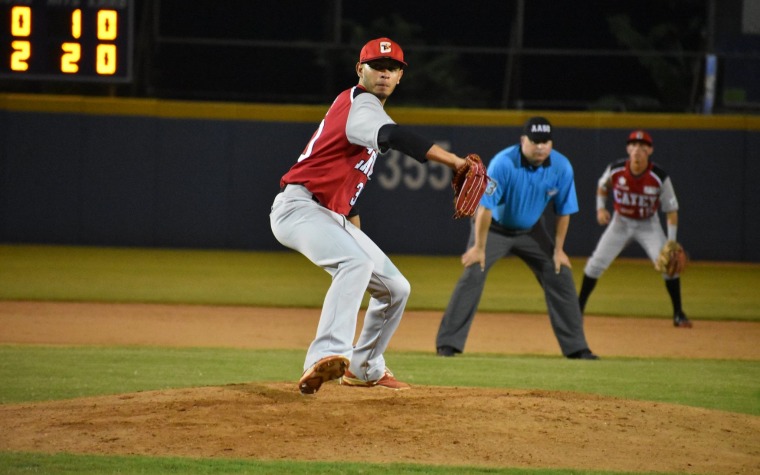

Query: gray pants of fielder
<box><xmin>436</xmin><ymin>219</ymin><xmax>590</xmax><ymax>356</ymax></box>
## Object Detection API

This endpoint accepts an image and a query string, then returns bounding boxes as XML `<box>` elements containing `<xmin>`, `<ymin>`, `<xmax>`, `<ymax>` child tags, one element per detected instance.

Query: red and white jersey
<box><xmin>280</xmin><ymin>85</ymin><xmax>395</xmax><ymax>216</ymax></box>
<box><xmin>599</xmin><ymin>158</ymin><xmax>678</xmax><ymax>219</ymax></box>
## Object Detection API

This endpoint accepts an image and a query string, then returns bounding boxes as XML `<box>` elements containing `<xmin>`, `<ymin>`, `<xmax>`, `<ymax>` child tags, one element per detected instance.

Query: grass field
<box><xmin>1</xmin><ymin>346</ymin><xmax>757</xmax><ymax>413</ymax></box>
<box><xmin>1</xmin><ymin>244</ymin><xmax>758</xmax><ymax>474</ymax></box>
<box><xmin>1</xmin><ymin>244</ymin><xmax>759</xmax><ymax>320</ymax></box>
<box><xmin>0</xmin><ymin>452</ymin><xmax>650</xmax><ymax>475</ymax></box>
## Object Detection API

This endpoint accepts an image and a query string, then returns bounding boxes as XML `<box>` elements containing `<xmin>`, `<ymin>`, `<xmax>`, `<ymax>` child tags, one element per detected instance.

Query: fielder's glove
<box><xmin>655</xmin><ymin>240</ymin><xmax>688</xmax><ymax>277</ymax></box>
<box><xmin>452</xmin><ymin>154</ymin><xmax>489</xmax><ymax>218</ymax></box>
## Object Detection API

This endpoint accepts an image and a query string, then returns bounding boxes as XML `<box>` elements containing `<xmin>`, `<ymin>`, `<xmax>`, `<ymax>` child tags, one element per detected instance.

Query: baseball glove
<box><xmin>654</xmin><ymin>240</ymin><xmax>688</xmax><ymax>277</ymax></box>
<box><xmin>452</xmin><ymin>154</ymin><xmax>488</xmax><ymax>218</ymax></box>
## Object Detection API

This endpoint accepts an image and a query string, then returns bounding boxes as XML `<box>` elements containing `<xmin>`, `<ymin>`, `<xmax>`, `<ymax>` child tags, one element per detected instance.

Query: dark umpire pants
<box><xmin>436</xmin><ymin>218</ymin><xmax>590</xmax><ymax>356</ymax></box>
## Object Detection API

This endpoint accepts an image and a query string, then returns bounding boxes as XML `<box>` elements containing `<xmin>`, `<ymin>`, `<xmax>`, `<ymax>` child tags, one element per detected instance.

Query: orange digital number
<box><xmin>96</xmin><ymin>44</ymin><xmax>117</xmax><ymax>75</ymax></box>
<box><xmin>11</xmin><ymin>6</ymin><xmax>32</xmax><ymax>37</ymax></box>
<box><xmin>61</xmin><ymin>43</ymin><xmax>81</xmax><ymax>73</ymax></box>
<box><xmin>97</xmin><ymin>10</ymin><xmax>118</xmax><ymax>40</ymax></box>
<box><xmin>71</xmin><ymin>9</ymin><xmax>82</xmax><ymax>39</ymax></box>
<box><xmin>11</xmin><ymin>41</ymin><xmax>31</xmax><ymax>71</ymax></box>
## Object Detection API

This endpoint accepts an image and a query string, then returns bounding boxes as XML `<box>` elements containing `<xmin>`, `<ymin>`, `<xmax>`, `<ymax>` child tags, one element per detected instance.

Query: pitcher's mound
<box><xmin>1</xmin><ymin>382</ymin><xmax>757</xmax><ymax>474</ymax></box>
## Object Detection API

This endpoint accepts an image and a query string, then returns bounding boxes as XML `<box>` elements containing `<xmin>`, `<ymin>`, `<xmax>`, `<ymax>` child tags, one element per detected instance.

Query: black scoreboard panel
<box><xmin>1</xmin><ymin>0</ymin><xmax>133</xmax><ymax>82</ymax></box>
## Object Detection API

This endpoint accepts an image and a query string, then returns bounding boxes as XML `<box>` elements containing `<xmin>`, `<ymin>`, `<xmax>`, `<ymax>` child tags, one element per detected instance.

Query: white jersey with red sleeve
<box><xmin>280</xmin><ymin>85</ymin><xmax>395</xmax><ymax>216</ymax></box>
<box><xmin>598</xmin><ymin>158</ymin><xmax>679</xmax><ymax>219</ymax></box>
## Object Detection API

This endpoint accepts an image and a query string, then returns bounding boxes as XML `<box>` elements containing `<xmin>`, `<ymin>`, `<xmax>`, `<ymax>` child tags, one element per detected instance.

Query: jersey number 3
<box><xmin>350</xmin><ymin>182</ymin><xmax>364</xmax><ymax>206</ymax></box>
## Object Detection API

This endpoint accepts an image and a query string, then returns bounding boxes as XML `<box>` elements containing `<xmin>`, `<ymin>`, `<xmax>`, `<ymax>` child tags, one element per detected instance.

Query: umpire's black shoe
<box><xmin>436</xmin><ymin>346</ymin><xmax>457</xmax><ymax>357</ymax></box>
<box><xmin>673</xmin><ymin>312</ymin><xmax>693</xmax><ymax>328</ymax></box>
<box><xmin>567</xmin><ymin>348</ymin><xmax>599</xmax><ymax>360</ymax></box>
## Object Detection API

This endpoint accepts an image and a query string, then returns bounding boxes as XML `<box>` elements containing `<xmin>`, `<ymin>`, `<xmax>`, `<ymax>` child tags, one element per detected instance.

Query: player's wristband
<box><xmin>667</xmin><ymin>224</ymin><xmax>677</xmax><ymax>242</ymax></box>
<box><xmin>596</xmin><ymin>195</ymin><xmax>606</xmax><ymax>210</ymax></box>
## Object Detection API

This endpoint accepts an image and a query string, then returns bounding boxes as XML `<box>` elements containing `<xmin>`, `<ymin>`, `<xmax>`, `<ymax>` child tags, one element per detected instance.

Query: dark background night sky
<box><xmin>148</xmin><ymin>0</ymin><xmax>710</xmax><ymax>109</ymax></box>
<box><xmin>2</xmin><ymin>0</ymin><xmax>758</xmax><ymax>112</ymax></box>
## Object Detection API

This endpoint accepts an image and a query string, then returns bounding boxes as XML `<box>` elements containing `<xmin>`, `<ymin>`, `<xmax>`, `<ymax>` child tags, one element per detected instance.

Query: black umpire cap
<box><xmin>522</xmin><ymin>117</ymin><xmax>552</xmax><ymax>143</ymax></box>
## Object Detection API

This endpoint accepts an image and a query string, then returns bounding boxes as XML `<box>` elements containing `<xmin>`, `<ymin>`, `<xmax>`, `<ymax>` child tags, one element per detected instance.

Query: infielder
<box><xmin>270</xmin><ymin>38</ymin><xmax>472</xmax><ymax>394</ymax></box>
<box><xmin>578</xmin><ymin>130</ymin><xmax>692</xmax><ymax>328</ymax></box>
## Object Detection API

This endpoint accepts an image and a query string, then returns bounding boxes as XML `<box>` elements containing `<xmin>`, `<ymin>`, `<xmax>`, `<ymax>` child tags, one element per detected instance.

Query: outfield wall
<box><xmin>1</xmin><ymin>93</ymin><xmax>758</xmax><ymax>261</ymax></box>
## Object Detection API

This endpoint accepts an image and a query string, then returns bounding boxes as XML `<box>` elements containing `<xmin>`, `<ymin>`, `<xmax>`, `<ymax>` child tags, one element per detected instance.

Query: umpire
<box><xmin>436</xmin><ymin>117</ymin><xmax>598</xmax><ymax>360</ymax></box>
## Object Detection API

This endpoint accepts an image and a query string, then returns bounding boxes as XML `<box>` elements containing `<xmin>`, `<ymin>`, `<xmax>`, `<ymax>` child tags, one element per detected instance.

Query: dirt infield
<box><xmin>1</xmin><ymin>301</ymin><xmax>759</xmax><ymax>473</ymax></box>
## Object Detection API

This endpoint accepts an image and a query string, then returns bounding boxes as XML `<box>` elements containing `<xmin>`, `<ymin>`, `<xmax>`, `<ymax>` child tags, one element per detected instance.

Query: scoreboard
<box><xmin>1</xmin><ymin>0</ymin><xmax>133</xmax><ymax>82</ymax></box>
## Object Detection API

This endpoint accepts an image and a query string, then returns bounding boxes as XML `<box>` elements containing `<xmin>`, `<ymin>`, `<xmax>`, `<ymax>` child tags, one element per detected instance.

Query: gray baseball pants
<box><xmin>270</xmin><ymin>184</ymin><xmax>410</xmax><ymax>381</ymax></box>
<box><xmin>436</xmin><ymin>219</ymin><xmax>590</xmax><ymax>356</ymax></box>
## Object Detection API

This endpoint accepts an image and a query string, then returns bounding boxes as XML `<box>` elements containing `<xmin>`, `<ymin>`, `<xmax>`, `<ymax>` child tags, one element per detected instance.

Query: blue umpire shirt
<box><xmin>481</xmin><ymin>144</ymin><xmax>579</xmax><ymax>230</ymax></box>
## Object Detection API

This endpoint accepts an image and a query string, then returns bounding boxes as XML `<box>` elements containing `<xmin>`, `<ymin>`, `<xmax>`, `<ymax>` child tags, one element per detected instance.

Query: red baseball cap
<box><xmin>627</xmin><ymin>130</ymin><xmax>653</xmax><ymax>146</ymax></box>
<box><xmin>359</xmin><ymin>37</ymin><xmax>407</xmax><ymax>66</ymax></box>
